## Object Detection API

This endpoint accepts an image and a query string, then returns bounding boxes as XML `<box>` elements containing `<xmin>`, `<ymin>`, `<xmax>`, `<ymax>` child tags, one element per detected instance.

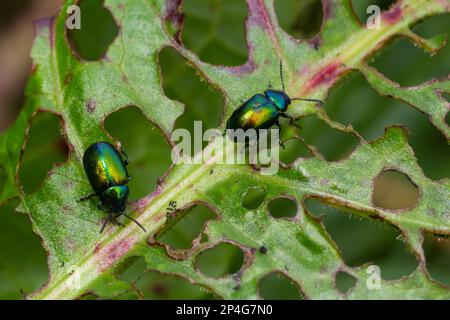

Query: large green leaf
<box><xmin>0</xmin><ymin>0</ymin><xmax>449</xmax><ymax>299</ymax></box>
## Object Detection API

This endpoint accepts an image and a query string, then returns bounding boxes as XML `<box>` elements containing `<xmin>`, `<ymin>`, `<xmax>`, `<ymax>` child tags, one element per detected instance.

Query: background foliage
<box><xmin>0</xmin><ymin>0</ymin><xmax>449</xmax><ymax>299</ymax></box>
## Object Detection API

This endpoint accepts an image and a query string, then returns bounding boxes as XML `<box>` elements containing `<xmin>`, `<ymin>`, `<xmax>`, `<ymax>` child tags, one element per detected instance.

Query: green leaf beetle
<box><xmin>226</xmin><ymin>61</ymin><xmax>323</xmax><ymax>140</ymax></box>
<box><xmin>80</xmin><ymin>141</ymin><xmax>146</xmax><ymax>233</ymax></box>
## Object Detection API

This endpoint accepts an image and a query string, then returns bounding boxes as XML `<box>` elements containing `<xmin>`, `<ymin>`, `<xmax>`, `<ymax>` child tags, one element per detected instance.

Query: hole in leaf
<box><xmin>258</xmin><ymin>272</ymin><xmax>304</xmax><ymax>300</ymax></box>
<box><xmin>196</xmin><ymin>242</ymin><xmax>244</xmax><ymax>278</ymax></box>
<box><xmin>0</xmin><ymin>200</ymin><xmax>48</xmax><ymax>299</ymax></box>
<box><xmin>159</xmin><ymin>47</ymin><xmax>223</xmax><ymax>142</ymax></box>
<box><xmin>182</xmin><ymin>0</ymin><xmax>247</xmax><ymax>66</ymax></box>
<box><xmin>19</xmin><ymin>112</ymin><xmax>69</xmax><ymax>194</ymax></box>
<box><xmin>104</xmin><ymin>106</ymin><xmax>172</xmax><ymax>201</ymax></box>
<box><xmin>423</xmin><ymin>232</ymin><xmax>450</xmax><ymax>286</ymax></box>
<box><xmin>305</xmin><ymin>198</ymin><xmax>418</xmax><ymax>280</ymax></box>
<box><xmin>408</xmin><ymin>13</ymin><xmax>450</xmax><ymax>86</ymax></box>
<box><xmin>140</xmin><ymin>273</ymin><xmax>215</xmax><ymax>300</ymax></box>
<box><xmin>67</xmin><ymin>0</ymin><xmax>118</xmax><ymax>61</ymax></box>
<box><xmin>373</xmin><ymin>170</ymin><xmax>419</xmax><ymax>210</ymax></box>
<box><xmin>274</xmin><ymin>0</ymin><xmax>323</xmax><ymax>40</ymax></box>
<box><xmin>157</xmin><ymin>204</ymin><xmax>217</xmax><ymax>250</ymax></box>
<box><xmin>296</xmin><ymin>116</ymin><xmax>359</xmax><ymax>161</ymax></box>
<box><xmin>242</xmin><ymin>187</ymin><xmax>265</xmax><ymax>210</ymax></box>
<box><xmin>120</xmin><ymin>257</ymin><xmax>146</xmax><ymax>282</ymax></box>
<box><xmin>120</xmin><ymin>257</ymin><xmax>216</xmax><ymax>299</ymax></box>
<box><xmin>267</xmin><ymin>196</ymin><xmax>297</xmax><ymax>219</ymax></box>
<box><xmin>279</xmin><ymin>138</ymin><xmax>312</xmax><ymax>165</ymax></box>
<box><xmin>350</xmin><ymin>0</ymin><xmax>396</xmax><ymax>25</ymax></box>
<box><xmin>412</xmin><ymin>13</ymin><xmax>450</xmax><ymax>38</ymax></box>
<box><xmin>360</xmin><ymin>13</ymin><xmax>450</xmax><ymax>87</ymax></box>
<box><xmin>335</xmin><ymin>271</ymin><xmax>357</xmax><ymax>294</ymax></box>
<box><xmin>324</xmin><ymin>71</ymin><xmax>450</xmax><ymax>180</ymax></box>
<box><xmin>368</xmin><ymin>37</ymin><xmax>450</xmax><ymax>87</ymax></box>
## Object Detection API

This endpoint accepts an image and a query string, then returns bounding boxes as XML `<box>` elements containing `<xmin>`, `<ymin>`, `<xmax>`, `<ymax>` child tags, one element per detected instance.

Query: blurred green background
<box><xmin>0</xmin><ymin>0</ymin><xmax>449</xmax><ymax>299</ymax></box>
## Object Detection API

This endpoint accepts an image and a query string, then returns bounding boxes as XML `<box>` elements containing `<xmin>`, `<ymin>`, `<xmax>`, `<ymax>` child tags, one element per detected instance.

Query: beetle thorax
<box><xmin>100</xmin><ymin>185</ymin><xmax>129</xmax><ymax>212</ymax></box>
<box><xmin>265</xmin><ymin>89</ymin><xmax>291</xmax><ymax>112</ymax></box>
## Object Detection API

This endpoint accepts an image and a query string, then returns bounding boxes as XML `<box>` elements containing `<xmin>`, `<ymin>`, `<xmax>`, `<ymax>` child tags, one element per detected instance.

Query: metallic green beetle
<box><xmin>226</xmin><ymin>61</ymin><xmax>323</xmax><ymax>137</ymax></box>
<box><xmin>80</xmin><ymin>141</ymin><xmax>146</xmax><ymax>233</ymax></box>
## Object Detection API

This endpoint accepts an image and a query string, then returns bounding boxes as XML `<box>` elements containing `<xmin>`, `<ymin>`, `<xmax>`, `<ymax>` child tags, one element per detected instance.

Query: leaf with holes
<box><xmin>0</xmin><ymin>0</ymin><xmax>449</xmax><ymax>299</ymax></box>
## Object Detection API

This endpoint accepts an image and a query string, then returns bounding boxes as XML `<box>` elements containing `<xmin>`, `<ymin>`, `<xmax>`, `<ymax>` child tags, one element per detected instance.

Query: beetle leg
<box><xmin>100</xmin><ymin>214</ymin><xmax>112</xmax><ymax>233</ymax></box>
<box><xmin>268</xmin><ymin>82</ymin><xmax>272</xmax><ymax>89</ymax></box>
<box><xmin>280</xmin><ymin>113</ymin><xmax>301</xmax><ymax>129</ymax></box>
<box><xmin>274</xmin><ymin>120</ymin><xmax>281</xmax><ymax>129</ymax></box>
<box><xmin>274</xmin><ymin>121</ymin><xmax>282</xmax><ymax>135</ymax></box>
<box><xmin>112</xmin><ymin>218</ymin><xmax>124</xmax><ymax>227</ymax></box>
<box><xmin>120</xmin><ymin>149</ymin><xmax>129</xmax><ymax>166</ymax></box>
<box><xmin>274</xmin><ymin>121</ymin><xmax>286</xmax><ymax>150</ymax></box>
<box><xmin>79</xmin><ymin>192</ymin><xmax>98</xmax><ymax>202</ymax></box>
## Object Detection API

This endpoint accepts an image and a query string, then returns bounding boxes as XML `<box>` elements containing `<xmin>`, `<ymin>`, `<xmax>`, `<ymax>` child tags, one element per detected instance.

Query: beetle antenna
<box><xmin>291</xmin><ymin>97</ymin><xmax>324</xmax><ymax>104</ymax></box>
<box><xmin>279</xmin><ymin>60</ymin><xmax>285</xmax><ymax>91</ymax></box>
<box><xmin>123</xmin><ymin>213</ymin><xmax>147</xmax><ymax>232</ymax></box>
